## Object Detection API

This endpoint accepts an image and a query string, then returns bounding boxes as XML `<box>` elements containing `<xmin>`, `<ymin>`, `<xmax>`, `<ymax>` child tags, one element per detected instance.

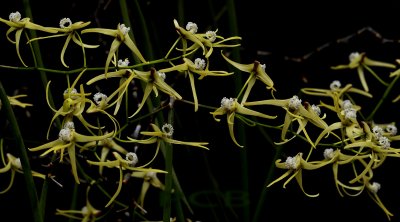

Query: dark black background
<box><xmin>2</xmin><ymin>1</ymin><xmax>400</xmax><ymax>222</ymax></box>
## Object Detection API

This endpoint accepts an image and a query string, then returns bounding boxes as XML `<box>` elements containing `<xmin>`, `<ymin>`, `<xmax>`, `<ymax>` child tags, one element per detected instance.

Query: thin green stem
<box><xmin>23</xmin><ymin>0</ymin><xmax>60</xmax><ymax>132</ymax></box>
<box><xmin>363</xmin><ymin>64</ymin><xmax>389</xmax><ymax>86</ymax></box>
<box><xmin>252</xmin><ymin>146</ymin><xmax>282</xmax><ymax>222</ymax></box>
<box><xmin>367</xmin><ymin>75</ymin><xmax>400</xmax><ymax>121</ymax></box>
<box><xmin>226</xmin><ymin>1</ymin><xmax>250</xmax><ymax>221</ymax></box>
<box><xmin>162</xmin><ymin>109</ymin><xmax>175</xmax><ymax>221</ymax></box>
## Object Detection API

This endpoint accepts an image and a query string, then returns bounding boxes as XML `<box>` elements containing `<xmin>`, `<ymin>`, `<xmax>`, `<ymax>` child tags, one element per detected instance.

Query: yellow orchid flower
<box><xmin>86</xmin><ymin>151</ymin><xmax>167</xmax><ymax>208</ymax></box>
<box><xmin>56</xmin><ymin>184</ymin><xmax>101</xmax><ymax>222</ymax></box>
<box><xmin>0</xmin><ymin>11</ymin><xmax>58</xmax><ymax>67</ymax></box>
<box><xmin>159</xmin><ymin>57</ymin><xmax>233</xmax><ymax>111</ymax></box>
<box><xmin>320</xmin><ymin>148</ymin><xmax>370</xmax><ymax>197</ymax></box>
<box><xmin>130</xmin><ymin>170</ymin><xmax>166</xmax><ymax>210</ymax></box>
<box><xmin>0</xmin><ymin>150</ymin><xmax>45</xmax><ymax>194</ymax></box>
<box><xmin>343</xmin><ymin>122</ymin><xmax>400</xmax><ymax>170</ymax></box>
<box><xmin>85</xmin><ymin>91</ymin><xmax>121</xmax><ymax>135</ymax></box>
<box><xmin>81</xmin><ymin>23</ymin><xmax>147</xmax><ymax>76</ymax></box>
<box><xmin>172</xmin><ymin>19</ymin><xmax>206</xmax><ymax>57</ymax></box>
<box><xmin>331</xmin><ymin>52</ymin><xmax>396</xmax><ymax>92</ymax></box>
<box><xmin>125</xmin><ymin>123</ymin><xmax>209</xmax><ymax>164</ymax></box>
<box><xmin>364</xmin><ymin>178</ymin><xmax>393</xmax><ymax>221</ymax></box>
<box><xmin>344</xmin><ymin>158</ymin><xmax>393</xmax><ymax>221</ymax></box>
<box><xmin>267</xmin><ymin>152</ymin><xmax>335</xmax><ymax>197</ymax></box>
<box><xmin>302</xmin><ymin>80</ymin><xmax>375</xmax><ymax>147</ymax></box>
<box><xmin>28</xmin><ymin>121</ymin><xmax>114</xmax><ymax>184</ymax></box>
<box><xmin>313</xmin><ymin>92</ymin><xmax>366</xmax><ymax>147</ymax></box>
<box><xmin>301</xmin><ymin>80</ymin><xmax>373</xmax><ymax>107</ymax></box>
<box><xmin>244</xmin><ymin>95</ymin><xmax>327</xmax><ymax>147</ymax></box>
<box><xmin>221</xmin><ymin>51</ymin><xmax>275</xmax><ymax>103</ymax></box>
<box><xmin>46</xmin><ymin>81</ymin><xmax>100</xmax><ymax>139</ymax></box>
<box><xmin>82</xmin><ymin>136</ymin><xmax>128</xmax><ymax>175</ymax></box>
<box><xmin>172</xmin><ymin>19</ymin><xmax>241</xmax><ymax>58</ymax></box>
<box><xmin>128</xmin><ymin>67</ymin><xmax>182</xmax><ymax>118</ymax></box>
<box><xmin>210</xmin><ymin>97</ymin><xmax>276</xmax><ymax>148</ymax></box>
<box><xmin>86</xmin><ymin>58</ymin><xmax>137</xmax><ymax>116</ymax></box>
<box><xmin>28</xmin><ymin>18</ymin><xmax>99</xmax><ymax>68</ymax></box>
<box><xmin>0</xmin><ymin>94</ymin><xmax>32</xmax><ymax>109</ymax></box>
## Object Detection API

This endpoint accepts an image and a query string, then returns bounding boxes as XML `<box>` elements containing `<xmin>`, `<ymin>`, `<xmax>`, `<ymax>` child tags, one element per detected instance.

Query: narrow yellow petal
<box><xmin>60</xmin><ymin>34</ymin><xmax>73</xmax><ymax>68</ymax></box>
<box><xmin>105</xmin><ymin>168</ymin><xmax>123</xmax><ymax>208</ymax></box>
<box><xmin>357</xmin><ymin>66</ymin><xmax>369</xmax><ymax>92</ymax></box>
<box><xmin>227</xmin><ymin>112</ymin><xmax>243</xmax><ymax>148</ymax></box>
<box><xmin>73</xmin><ymin>130</ymin><xmax>114</xmax><ymax>143</ymax></box>
<box><xmin>124</xmin><ymin>36</ymin><xmax>146</xmax><ymax>63</ymax></box>
<box><xmin>221</xmin><ymin>51</ymin><xmax>253</xmax><ymax>72</ymax></box>
<box><xmin>68</xmin><ymin>144</ymin><xmax>80</xmax><ymax>184</ymax></box>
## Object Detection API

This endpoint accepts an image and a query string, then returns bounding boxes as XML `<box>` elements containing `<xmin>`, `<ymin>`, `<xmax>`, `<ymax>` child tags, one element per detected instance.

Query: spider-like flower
<box><xmin>159</xmin><ymin>57</ymin><xmax>232</xmax><ymax>111</ymax></box>
<box><xmin>211</xmin><ymin>97</ymin><xmax>276</xmax><ymax>147</ymax></box>
<box><xmin>86</xmin><ymin>91</ymin><xmax>122</xmax><ymax>134</ymax></box>
<box><xmin>302</xmin><ymin>82</ymin><xmax>372</xmax><ymax>146</ymax></box>
<box><xmin>331</xmin><ymin>52</ymin><xmax>396</xmax><ymax>92</ymax></box>
<box><xmin>82</xmin><ymin>136</ymin><xmax>129</xmax><ymax>175</ymax></box>
<box><xmin>244</xmin><ymin>95</ymin><xmax>328</xmax><ymax>147</ymax></box>
<box><xmin>0</xmin><ymin>151</ymin><xmax>45</xmax><ymax>194</ymax></box>
<box><xmin>130</xmin><ymin>170</ymin><xmax>166</xmax><ymax>210</ymax></box>
<box><xmin>86</xmin><ymin>152</ymin><xmax>167</xmax><ymax>208</ymax></box>
<box><xmin>172</xmin><ymin>19</ymin><xmax>241</xmax><ymax>58</ymax></box>
<box><xmin>46</xmin><ymin>79</ymin><xmax>99</xmax><ymax>139</ymax></box>
<box><xmin>344</xmin><ymin>122</ymin><xmax>400</xmax><ymax>164</ymax></box>
<box><xmin>267</xmin><ymin>152</ymin><xmax>335</xmax><ymax>197</ymax></box>
<box><xmin>56</xmin><ymin>184</ymin><xmax>101</xmax><ymax>221</ymax></box>
<box><xmin>28</xmin><ymin>18</ymin><xmax>99</xmax><ymax>68</ymax></box>
<box><xmin>28</xmin><ymin>122</ymin><xmax>114</xmax><ymax>184</ymax></box>
<box><xmin>128</xmin><ymin>67</ymin><xmax>182</xmax><ymax>118</ymax></box>
<box><xmin>0</xmin><ymin>94</ymin><xmax>32</xmax><ymax>110</ymax></box>
<box><xmin>314</xmin><ymin>148</ymin><xmax>371</xmax><ymax>197</ymax></box>
<box><xmin>86</xmin><ymin>64</ymin><xmax>139</xmax><ymax>116</ymax></box>
<box><xmin>221</xmin><ymin>51</ymin><xmax>275</xmax><ymax>103</ymax></box>
<box><xmin>0</xmin><ymin>11</ymin><xmax>58</xmax><ymax>66</ymax></box>
<box><xmin>124</xmin><ymin>123</ymin><xmax>209</xmax><ymax>165</ymax></box>
<box><xmin>301</xmin><ymin>81</ymin><xmax>372</xmax><ymax>111</ymax></box>
<box><xmin>81</xmin><ymin>23</ymin><xmax>147</xmax><ymax>77</ymax></box>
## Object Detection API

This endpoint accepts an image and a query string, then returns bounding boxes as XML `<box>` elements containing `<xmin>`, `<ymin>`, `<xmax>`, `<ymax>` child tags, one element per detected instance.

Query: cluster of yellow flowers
<box><xmin>0</xmin><ymin>10</ymin><xmax>400</xmax><ymax>221</ymax></box>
